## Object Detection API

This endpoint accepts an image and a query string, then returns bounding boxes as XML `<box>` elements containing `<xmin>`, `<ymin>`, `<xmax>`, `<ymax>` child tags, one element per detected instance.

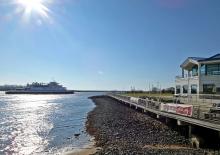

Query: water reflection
<box><xmin>0</xmin><ymin>92</ymin><xmax>100</xmax><ymax>155</ymax></box>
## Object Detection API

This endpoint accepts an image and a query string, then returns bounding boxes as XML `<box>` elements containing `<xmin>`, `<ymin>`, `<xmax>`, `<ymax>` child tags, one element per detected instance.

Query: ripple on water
<box><xmin>0</xmin><ymin>92</ymin><xmax>103</xmax><ymax>155</ymax></box>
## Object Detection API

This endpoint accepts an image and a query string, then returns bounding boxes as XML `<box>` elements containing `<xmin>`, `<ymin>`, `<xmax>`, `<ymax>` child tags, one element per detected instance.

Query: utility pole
<box><xmin>159</xmin><ymin>83</ymin><xmax>162</xmax><ymax>102</ymax></box>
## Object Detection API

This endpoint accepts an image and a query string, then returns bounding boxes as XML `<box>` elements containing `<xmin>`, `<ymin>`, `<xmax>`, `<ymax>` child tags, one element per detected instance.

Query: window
<box><xmin>191</xmin><ymin>85</ymin><xmax>197</xmax><ymax>94</ymax></box>
<box><xmin>192</xmin><ymin>65</ymin><xmax>198</xmax><ymax>76</ymax></box>
<box><xmin>176</xmin><ymin>85</ymin><xmax>180</xmax><ymax>94</ymax></box>
<box><xmin>183</xmin><ymin>85</ymin><xmax>188</xmax><ymax>94</ymax></box>
<box><xmin>213</xmin><ymin>103</ymin><xmax>220</xmax><ymax>107</ymax></box>
<box><xmin>203</xmin><ymin>84</ymin><xmax>215</xmax><ymax>94</ymax></box>
<box><xmin>200</xmin><ymin>64</ymin><xmax>206</xmax><ymax>75</ymax></box>
<box><xmin>207</xmin><ymin>64</ymin><xmax>220</xmax><ymax>75</ymax></box>
<box><xmin>216</xmin><ymin>87</ymin><xmax>220</xmax><ymax>94</ymax></box>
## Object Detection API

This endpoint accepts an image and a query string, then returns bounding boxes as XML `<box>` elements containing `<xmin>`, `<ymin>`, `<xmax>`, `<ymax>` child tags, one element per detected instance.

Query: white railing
<box><xmin>109</xmin><ymin>93</ymin><xmax>220</xmax><ymax>123</ymax></box>
<box><xmin>176</xmin><ymin>75</ymin><xmax>199</xmax><ymax>79</ymax></box>
<box><xmin>176</xmin><ymin>94</ymin><xmax>220</xmax><ymax>105</ymax></box>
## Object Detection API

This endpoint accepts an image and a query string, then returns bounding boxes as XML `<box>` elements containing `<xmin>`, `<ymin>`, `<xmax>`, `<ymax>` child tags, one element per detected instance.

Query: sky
<box><xmin>0</xmin><ymin>0</ymin><xmax>220</xmax><ymax>90</ymax></box>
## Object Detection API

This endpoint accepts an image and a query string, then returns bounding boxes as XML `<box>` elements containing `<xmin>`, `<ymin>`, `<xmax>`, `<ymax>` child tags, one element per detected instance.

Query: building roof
<box><xmin>198</xmin><ymin>54</ymin><xmax>220</xmax><ymax>62</ymax></box>
<box><xmin>189</xmin><ymin>57</ymin><xmax>206</xmax><ymax>61</ymax></box>
<box><xmin>180</xmin><ymin>53</ymin><xmax>220</xmax><ymax>69</ymax></box>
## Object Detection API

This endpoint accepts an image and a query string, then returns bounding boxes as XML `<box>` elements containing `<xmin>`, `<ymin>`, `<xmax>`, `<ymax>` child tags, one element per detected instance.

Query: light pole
<box><xmin>159</xmin><ymin>83</ymin><xmax>162</xmax><ymax>102</ymax></box>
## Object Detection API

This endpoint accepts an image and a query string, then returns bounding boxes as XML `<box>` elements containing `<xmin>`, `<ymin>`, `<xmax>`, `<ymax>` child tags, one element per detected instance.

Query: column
<box><xmin>197</xmin><ymin>64</ymin><xmax>201</xmax><ymax>98</ymax></box>
<box><xmin>182</xmin><ymin>68</ymin><xmax>184</xmax><ymax>78</ymax></box>
<box><xmin>188</xmin><ymin>70</ymin><xmax>190</xmax><ymax>103</ymax></box>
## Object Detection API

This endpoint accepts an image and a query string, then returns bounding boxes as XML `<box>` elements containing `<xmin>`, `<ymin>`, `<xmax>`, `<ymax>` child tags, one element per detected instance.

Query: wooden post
<box><xmin>188</xmin><ymin>125</ymin><xmax>192</xmax><ymax>139</ymax></box>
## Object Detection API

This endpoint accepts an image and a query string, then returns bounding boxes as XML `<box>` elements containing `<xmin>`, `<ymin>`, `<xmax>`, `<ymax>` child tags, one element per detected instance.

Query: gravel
<box><xmin>86</xmin><ymin>96</ymin><xmax>206</xmax><ymax>155</ymax></box>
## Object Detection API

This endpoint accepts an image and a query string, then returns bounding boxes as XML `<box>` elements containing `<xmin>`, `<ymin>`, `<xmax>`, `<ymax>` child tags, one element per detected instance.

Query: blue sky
<box><xmin>0</xmin><ymin>0</ymin><xmax>220</xmax><ymax>90</ymax></box>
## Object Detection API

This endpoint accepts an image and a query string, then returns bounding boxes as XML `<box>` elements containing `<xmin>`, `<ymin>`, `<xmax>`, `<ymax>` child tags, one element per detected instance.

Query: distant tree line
<box><xmin>127</xmin><ymin>87</ymin><xmax>175</xmax><ymax>94</ymax></box>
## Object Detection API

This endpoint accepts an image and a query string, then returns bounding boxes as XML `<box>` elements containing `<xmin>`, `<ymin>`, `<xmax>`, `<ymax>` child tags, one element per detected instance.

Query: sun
<box><xmin>15</xmin><ymin>0</ymin><xmax>50</xmax><ymax>21</ymax></box>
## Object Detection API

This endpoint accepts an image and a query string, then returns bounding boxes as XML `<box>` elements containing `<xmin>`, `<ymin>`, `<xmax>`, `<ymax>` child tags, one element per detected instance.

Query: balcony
<box><xmin>175</xmin><ymin>75</ymin><xmax>199</xmax><ymax>80</ymax></box>
<box><xmin>175</xmin><ymin>75</ymin><xmax>199</xmax><ymax>85</ymax></box>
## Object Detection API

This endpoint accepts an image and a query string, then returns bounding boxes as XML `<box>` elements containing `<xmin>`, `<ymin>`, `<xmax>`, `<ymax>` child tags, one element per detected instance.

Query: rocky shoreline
<box><xmin>86</xmin><ymin>96</ymin><xmax>206</xmax><ymax>155</ymax></box>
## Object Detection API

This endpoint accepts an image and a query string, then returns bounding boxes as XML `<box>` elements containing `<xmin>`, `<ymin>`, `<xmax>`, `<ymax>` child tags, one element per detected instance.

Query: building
<box><xmin>175</xmin><ymin>54</ymin><xmax>220</xmax><ymax>96</ymax></box>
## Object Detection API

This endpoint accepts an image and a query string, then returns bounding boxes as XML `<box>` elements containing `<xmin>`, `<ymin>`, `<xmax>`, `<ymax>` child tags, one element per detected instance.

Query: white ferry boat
<box><xmin>5</xmin><ymin>82</ymin><xmax>74</xmax><ymax>94</ymax></box>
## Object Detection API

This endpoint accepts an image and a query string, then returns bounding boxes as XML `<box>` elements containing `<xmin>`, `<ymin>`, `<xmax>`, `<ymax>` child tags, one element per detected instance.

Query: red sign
<box><xmin>160</xmin><ymin>103</ymin><xmax>193</xmax><ymax>117</ymax></box>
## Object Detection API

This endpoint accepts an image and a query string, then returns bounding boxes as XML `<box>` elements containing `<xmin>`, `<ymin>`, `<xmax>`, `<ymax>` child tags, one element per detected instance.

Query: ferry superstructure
<box><xmin>5</xmin><ymin>82</ymin><xmax>74</xmax><ymax>94</ymax></box>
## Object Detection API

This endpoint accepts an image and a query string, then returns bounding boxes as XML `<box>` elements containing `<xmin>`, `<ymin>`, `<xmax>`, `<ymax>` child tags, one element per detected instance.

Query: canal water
<box><xmin>0</xmin><ymin>92</ymin><xmax>104</xmax><ymax>154</ymax></box>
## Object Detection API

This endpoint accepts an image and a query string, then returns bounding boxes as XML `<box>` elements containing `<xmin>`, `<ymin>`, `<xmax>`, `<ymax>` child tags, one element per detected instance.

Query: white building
<box><xmin>175</xmin><ymin>54</ymin><xmax>220</xmax><ymax>96</ymax></box>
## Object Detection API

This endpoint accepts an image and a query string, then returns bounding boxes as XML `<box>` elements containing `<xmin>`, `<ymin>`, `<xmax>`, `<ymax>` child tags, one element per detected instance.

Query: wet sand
<box><xmin>64</xmin><ymin>147</ymin><xmax>97</xmax><ymax>155</ymax></box>
<box><xmin>86</xmin><ymin>96</ymin><xmax>205</xmax><ymax>155</ymax></box>
<box><xmin>63</xmin><ymin>140</ymin><xmax>98</xmax><ymax>155</ymax></box>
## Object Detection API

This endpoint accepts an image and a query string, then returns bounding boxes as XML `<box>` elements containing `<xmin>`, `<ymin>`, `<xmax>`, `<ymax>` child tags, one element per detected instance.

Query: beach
<box><xmin>64</xmin><ymin>144</ymin><xmax>97</xmax><ymax>155</ymax></box>
<box><xmin>86</xmin><ymin>96</ymin><xmax>205</xmax><ymax>155</ymax></box>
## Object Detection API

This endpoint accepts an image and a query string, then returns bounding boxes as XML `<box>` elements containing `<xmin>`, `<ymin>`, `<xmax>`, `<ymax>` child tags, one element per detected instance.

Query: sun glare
<box><xmin>15</xmin><ymin>0</ymin><xmax>50</xmax><ymax>22</ymax></box>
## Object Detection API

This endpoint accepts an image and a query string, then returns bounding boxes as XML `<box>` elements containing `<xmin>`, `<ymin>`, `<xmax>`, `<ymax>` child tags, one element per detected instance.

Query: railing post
<box><xmin>196</xmin><ymin>94</ymin><xmax>198</xmax><ymax>103</ymax></box>
<box><xmin>188</xmin><ymin>125</ymin><xmax>192</xmax><ymax>139</ymax></box>
<box><xmin>198</xmin><ymin>105</ymin><xmax>200</xmax><ymax>119</ymax></box>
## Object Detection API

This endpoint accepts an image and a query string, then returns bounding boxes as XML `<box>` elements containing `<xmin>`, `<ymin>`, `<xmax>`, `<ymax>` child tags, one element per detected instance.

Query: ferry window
<box><xmin>191</xmin><ymin>85</ymin><xmax>197</xmax><ymax>94</ymax></box>
<box><xmin>183</xmin><ymin>85</ymin><xmax>188</xmax><ymax>94</ymax></box>
<box><xmin>176</xmin><ymin>85</ymin><xmax>180</xmax><ymax>94</ymax></box>
<box><xmin>203</xmin><ymin>84</ymin><xmax>215</xmax><ymax>94</ymax></box>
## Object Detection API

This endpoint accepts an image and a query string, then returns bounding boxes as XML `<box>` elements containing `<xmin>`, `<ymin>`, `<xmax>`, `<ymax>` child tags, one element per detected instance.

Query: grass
<box><xmin>122</xmin><ymin>92</ymin><xmax>174</xmax><ymax>103</ymax></box>
<box><xmin>124</xmin><ymin>92</ymin><xmax>173</xmax><ymax>98</ymax></box>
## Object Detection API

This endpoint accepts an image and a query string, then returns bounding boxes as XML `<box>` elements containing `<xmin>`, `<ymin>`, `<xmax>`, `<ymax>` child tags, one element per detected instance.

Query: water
<box><xmin>0</xmin><ymin>92</ymin><xmax>104</xmax><ymax>155</ymax></box>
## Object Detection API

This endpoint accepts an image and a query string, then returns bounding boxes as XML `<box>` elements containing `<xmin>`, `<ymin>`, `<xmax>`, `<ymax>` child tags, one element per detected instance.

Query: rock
<box><xmin>74</xmin><ymin>133</ymin><xmax>80</xmax><ymax>137</ymax></box>
<box><xmin>86</xmin><ymin>96</ymin><xmax>204</xmax><ymax>155</ymax></box>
